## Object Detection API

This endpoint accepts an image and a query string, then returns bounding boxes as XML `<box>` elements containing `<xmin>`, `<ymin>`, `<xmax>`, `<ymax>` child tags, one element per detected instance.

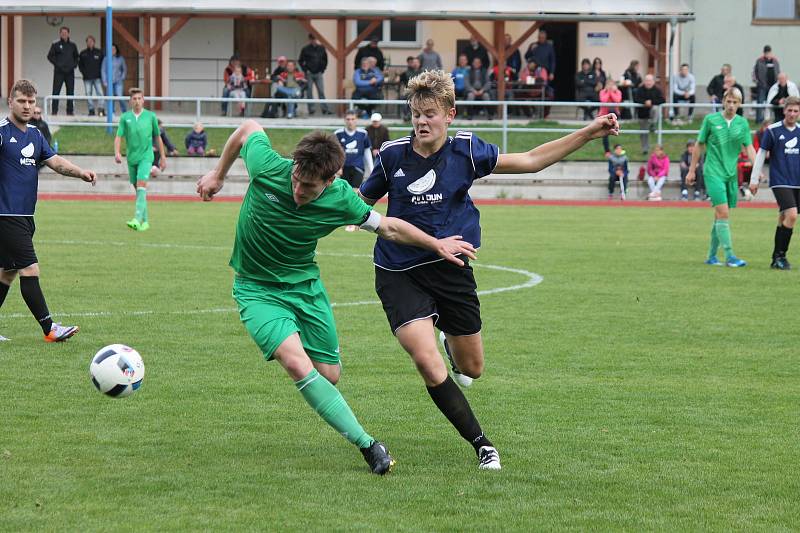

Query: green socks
<box><xmin>714</xmin><ymin>219</ymin><xmax>734</xmax><ymax>259</ymax></box>
<box><xmin>295</xmin><ymin>369</ymin><xmax>373</xmax><ymax>449</ymax></box>
<box><xmin>708</xmin><ymin>220</ymin><xmax>720</xmax><ymax>259</ymax></box>
<box><xmin>135</xmin><ymin>187</ymin><xmax>148</xmax><ymax>223</ymax></box>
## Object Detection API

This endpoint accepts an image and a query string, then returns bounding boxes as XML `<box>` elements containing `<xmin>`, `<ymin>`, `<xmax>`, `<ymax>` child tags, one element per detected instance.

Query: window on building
<box><xmin>354</xmin><ymin>19</ymin><xmax>421</xmax><ymax>47</ymax></box>
<box><xmin>753</xmin><ymin>0</ymin><xmax>800</xmax><ymax>22</ymax></box>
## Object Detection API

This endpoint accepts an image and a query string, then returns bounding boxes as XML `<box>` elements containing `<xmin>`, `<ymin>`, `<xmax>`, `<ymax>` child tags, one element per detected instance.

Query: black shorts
<box><xmin>773</xmin><ymin>187</ymin><xmax>800</xmax><ymax>212</ymax></box>
<box><xmin>0</xmin><ymin>216</ymin><xmax>38</xmax><ymax>270</ymax></box>
<box><xmin>341</xmin><ymin>166</ymin><xmax>363</xmax><ymax>188</ymax></box>
<box><xmin>375</xmin><ymin>259</ymin><xmax>481</xmax><ymax>336</ymax></box>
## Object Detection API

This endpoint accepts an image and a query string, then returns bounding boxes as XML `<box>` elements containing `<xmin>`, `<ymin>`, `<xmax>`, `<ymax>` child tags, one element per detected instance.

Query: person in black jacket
<box><xmin>706</xmin><ymin>63</ymin><xmax>731</xmax><ymax>112</ymax></box>
<box><xmin>354</xmin><ymin>36</ymin><xmax>385</xmax><ymax>71</ymax></box>
<box><xmin>47</xmin><ymin>26</ymin><xmax>79</xmax><ymax>115</ymax></box>
<box><xmin>575</xmin><ymin>58</ymin><xmax>598</xmax><ymax>120</ymax></box>
<box><xmin>78</xmin><ymin>35</ymin><xmax>104</xmax><ymax>116</ymax></box>
<box><xmin>299</xmin><ymin>34</ymin><xmax>331</xmax><ymax>115</ymax></box>
<box><xmin>634</xmin><ymin>74</ymin><xmax>665</xmax><ymax>153</ymax></box>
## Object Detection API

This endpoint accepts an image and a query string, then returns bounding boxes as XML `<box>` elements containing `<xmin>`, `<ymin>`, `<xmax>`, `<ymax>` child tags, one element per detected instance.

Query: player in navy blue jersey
<box><xmin>0</xmin><ymin>79</ymin><xmax>96</xmax><ymax>342</ymax></box>
<box><xmin>749</xmin><ymin>96</ymin><xmax>800</xmax><ymax>270</ymax></box>
<box><xmin>336</xmin><ymin>109</ymin><xmax>374</xmax><ymax>189</ymax></box>
<box><xmin>359</xmin><ymin>70</ymin><xmax>618</xmax><ymax>470</ymax></box>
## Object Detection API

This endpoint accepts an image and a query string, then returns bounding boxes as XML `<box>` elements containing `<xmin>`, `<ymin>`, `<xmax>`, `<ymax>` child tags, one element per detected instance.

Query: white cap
<box><xmin>370</xmin><ymin>112</ymin><xmax>382</xmax><ymax>122</ymax></box>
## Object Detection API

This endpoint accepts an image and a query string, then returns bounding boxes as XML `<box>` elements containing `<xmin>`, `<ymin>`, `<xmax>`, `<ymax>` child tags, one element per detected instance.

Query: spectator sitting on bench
<box><xmin>352</xmin><ymin>56</ymin><xmax>383</xmax><ymax>119</ymax></box>
<box><xmin>646</xmin><ymin>144</ymin><xmax>670</xmax><ymax>201</ymax></box>
<box><xmin>607</xmin><ymin>143</ymin><xmax>629</xmax><ymax>200</ymax></box>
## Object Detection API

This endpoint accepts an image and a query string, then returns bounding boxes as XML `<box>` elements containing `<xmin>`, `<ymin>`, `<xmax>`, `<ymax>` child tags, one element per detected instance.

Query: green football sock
<box><xmin>714</xmin><ymin>219</ymin><xmax>734</xmax><ymax>259</ymax></box>
<box><xmin>295</xmin><ymin>368</ymin><xmax>373</xmax><ymax>449</ymax></box>
<box><xmin>708</xmin><ymin>220</ymin><xmax>719</xmax><ymax>259</ymax></box>
<box><xmin>135</xmin><ymin>187</ymin><xmax>147</xmax><ymax>222</ymax></box>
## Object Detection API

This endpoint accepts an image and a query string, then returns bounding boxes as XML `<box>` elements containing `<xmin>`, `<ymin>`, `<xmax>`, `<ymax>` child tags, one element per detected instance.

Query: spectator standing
<box><xmin>634</xmin><ymin>74</ymin><xmax>665</xmax><ymax>154</ymax></box>
<box><xmin>399</xmin><ymin>56</ymin><xmax>422</xmax><ymax>121</ymax></box>
<box><xmin>46</xmin><ymin>26</ymin><xmax>79</xmax><ymax>116</ymax></box>
<box><xmin>592</xmin><ymin>58</ymin><xmax>607</xmax><ymax>95</ymax></box>
<box><xmin>352</xmin><ymin>57</ymin><xmax>384</xmax><ymax>118</ymax></box>
<box><xmin>227</xmin><ymin>64</ymin><xmax>250</xmax><ymax>117</ymax></box>
<box><xmin>671</xmin><ymin>63</ymin><xmax>696</xmax><ymax>122</ymax></box>
<box><xmin>78</xmin><ymin>35</ymin><xmax>104</xmax><ymax>116</ymax></box>
<box><xmin>525</xmin><ymin>30</ymin><xmax>555</xmax><ymax>83</ymax></box>
<box><xmin>354</xmin><ymin>36</ymin><xmax>385</xmax><ymax>71</ymax></box>
<box><xmin>464</xmin><ymin>57</ymin><xmax>491</xmax><ymax>119</ymax></box>
<box><xmin>646</xmin><ymin>145</ymin><xmax>670</xmax><ymax>201</ymax></box>
<box><xmin>767</xmin><ymin>72</ymin><xmax>799</xmax><ymax>122</ymax></box>
<box><xmin>299</xmin><ymin>33</ymin><xmax>331</xmax><ymax>115</ymax></box>
<box><xmin>418</xmin><ymin>39</ymin><xmax>442</xmax><ymax>71</ymax></box>
<box><xmin>680</xmin><ymin>140</ymin><xmax>705</xmax><ymax>201</ymax></box>
<box><xmin>607</xmin><ymin>143</ymin><xmax>629</xmax><ymax>199</ymax></box>
<box><xmin>28</xmin><ymin>107</ymin><xmax>52</xmax><ymax>146</ymax></box>
<box><xmin>504</xmin><ymin>34</ymin><xmax>522</xmax><ymax>79</ymax></box>
<box><xmin>185</xmin><ymin>123</ymin><xmax>208</xmax><ymax>156</ymax></box>
<box><xmin>452</xmin><ymin>54</ymin><xmax>470</xmax><ymax>99</ymax></box>
<box><xmin>707</xmin><ymin>63</ymin><xmax>731</xmax><ymax>112</ymax></box>
<box><xmin>101</xmin><ymin>44</ymin><xmax>128</xmax><ymax>114</ymax></box>
<box><xmin>753</xmin><ymin>45</ymin><xmax>780</xmax><ymax>124</ymax></box>
<box><xmin>575</xmin><ymin>58</ymin><xmax>598</xmax><ymax>120</ymax></box>
<box><xmin>463</xmin><ymin>37</ymin><xmax>490</xmax><ymax>71</ymax></box>
<box><xmin>274</xmin><ymin>60</ymin><xmax>305</xmax><ymax>119</ymax></box>
<box><xmin>620</xmin><ymin>59</ymin><xmax>642</xmax><ymax>119</ymax></box>
<box><xmin>367</xmin><ymin>112</ymin><xmax>390</xmax><ymax>159</ymax></box>
<box><xmin>599</xmin><ymin>79</ymin><xmax>622</xmax><ymax>155</ymax></box>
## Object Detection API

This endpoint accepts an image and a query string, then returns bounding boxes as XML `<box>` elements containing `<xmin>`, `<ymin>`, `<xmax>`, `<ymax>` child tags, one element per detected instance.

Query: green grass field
<box><xmin>1</xmin><ymin>200</ymin><xmax>798</xmax><ymax>531</ymax></box>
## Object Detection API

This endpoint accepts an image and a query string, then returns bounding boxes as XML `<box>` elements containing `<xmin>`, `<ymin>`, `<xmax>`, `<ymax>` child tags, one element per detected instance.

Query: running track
<box><xmin>38</xmin><ymin>193</ymin><xmax>776</xmax><ymax>209</ymax></box>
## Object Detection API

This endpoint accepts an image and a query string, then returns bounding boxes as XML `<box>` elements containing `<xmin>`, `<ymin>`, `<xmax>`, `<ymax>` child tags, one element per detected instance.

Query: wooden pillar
<box><xmin>337</xmin><ymin>18</ymin><xmax>346</xmax><ymax>106</ymax></box>
<box><xmin>143</xmin><ymin>16</ymin><xmax>151</xmax><ymax>95</ymax></box>
<box><xmin>494</xmin><ymin>20</ymin><xmax>506</xmax><ymax>104</ymax></box>
<box><xmin>154</xmin><ymin>16</ymin><xmax>163</xmax><ymax>109</ymax></box>
<box><xmin>4</xmin><ymin>16</ymin><xmax>16</xmax><ymax>96</ymax></box>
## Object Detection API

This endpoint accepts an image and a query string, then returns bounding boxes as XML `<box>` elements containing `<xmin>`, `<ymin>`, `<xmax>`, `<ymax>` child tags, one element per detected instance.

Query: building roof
<box><xmin>2</xmin><ymin>0</ymin><xmax>694</xmax><ymax>21</ymax></box>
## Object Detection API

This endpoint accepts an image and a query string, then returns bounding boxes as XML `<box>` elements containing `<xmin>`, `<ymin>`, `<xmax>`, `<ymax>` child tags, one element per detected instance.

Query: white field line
<box><xmin>4</xmin><ymin>240</ymin><xmax>542</xmax><ymax>319</ymax></box>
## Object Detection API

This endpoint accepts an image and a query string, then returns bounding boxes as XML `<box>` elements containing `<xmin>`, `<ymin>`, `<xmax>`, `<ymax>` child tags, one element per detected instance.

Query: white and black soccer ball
<box><xmin>89</xmin><ymin>344</ymin><xmax>145</xmax><ymax>398</ymax></box>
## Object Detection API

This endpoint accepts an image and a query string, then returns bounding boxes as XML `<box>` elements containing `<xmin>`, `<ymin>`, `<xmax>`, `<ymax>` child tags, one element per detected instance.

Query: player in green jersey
<box><xmin>196</xmin><ymin>120</ymin><xmax>476</xmax><ymax>474</ymax></box>
<box><xmin>114</xmin><ymin>88</ymin><xmax>166</xmax><ymax>232</ymax></box>
<box><xmin>687</xmin><ymin>88</ymin><xmax>755</xmax><ymax>267</ymax></box>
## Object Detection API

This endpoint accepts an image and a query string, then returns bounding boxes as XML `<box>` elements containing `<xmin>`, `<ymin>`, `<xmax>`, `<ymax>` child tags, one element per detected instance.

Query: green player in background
<box><xmin>196</xmin><ymin>120</ymin><xmax>476</xmax><ymax>474</ymax></box>
<box><xmin>114</xmin><ymin>88</ymin><xmax>166</xmax><ymax>231</ymax></box>
<box><xmin>687</xmin><ymin>87</ymin><xmax>755</xmax><ymax>267</ymax></box>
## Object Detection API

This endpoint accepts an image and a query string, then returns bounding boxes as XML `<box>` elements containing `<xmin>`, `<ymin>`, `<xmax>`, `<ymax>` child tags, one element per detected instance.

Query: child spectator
<box><xmin>679</xmin><ymin>140</ymin><xmax>705</xmax><ymax>200</ymax></box>
<box><xmin>185</xmin><ymin>122</ymin><xmax>208</xmax><ymax>156</ymax></box>
<box><xmin>598</xmin><ymin>78</ymin><xmax>622</xmax><ymax>156</ymax></box>
<box><xmin>226</xmin><ymin>65</ymin><xmax>249</xmax><ymax>116</ymax></box>
<box><xmin>646</xmin><ymin>144</ymin><xmax>670</xmax><ymax>201</ymax></box>
<box><xmin>607</xmin><ymin>143</ymin><xmax>629</xmax><ymax>199</ymax></box>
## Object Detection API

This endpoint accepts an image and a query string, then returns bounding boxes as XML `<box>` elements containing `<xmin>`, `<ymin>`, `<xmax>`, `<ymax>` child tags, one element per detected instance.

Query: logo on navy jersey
<box><xmin>342</xmin><ymin>139</ymin><xmax>358</xmax><ymax>154</ymax></box>
<box><xmin>393</xmin><ymin>168</ymin><xmax>405</xmax><ymax>177</ymax></box>
<box><xmin>784</xmin><ymin>136</ymin><xmax>799</xmax><ymax>155</ymax></box>
<box><xmin>407</xmin><ymin>169</ymin><xmax>443</xmax><ymax>205</ymax></box>
<box><xmin>9</xmin><ymin>137</ymin><xmax>17</xmax><ymax>143</ymax></box>
<box><xmin>19</xmin><ymin>142</ymin><xmax>36</xmax><ymax>166</ymax></box>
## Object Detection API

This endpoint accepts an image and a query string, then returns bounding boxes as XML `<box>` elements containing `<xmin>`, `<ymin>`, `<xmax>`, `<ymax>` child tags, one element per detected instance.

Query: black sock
<box><xmin>19</xmin><ymin>276</ymin><xmax>53</xmax><ymax>334</ymax></box>
<box><xmin>0</xmin><ymin>281</ymin><xmax>9</xmax><ymax>308</ymax></box>
<box><xmin>774</xmin><ymin>225</ymin><xmax>794</xmax><ymax>258</ymax></box>
<box><xmin>426</xmin><ymin>376</ymin><xmax>492</xmax><ymax>453</ymax></box>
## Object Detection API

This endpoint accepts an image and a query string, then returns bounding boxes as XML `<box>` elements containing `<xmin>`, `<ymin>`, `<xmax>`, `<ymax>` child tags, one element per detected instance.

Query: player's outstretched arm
<box><xmin>44</xmin><ymin>155</ymin><xmax>96</xmax><ymax>185</ymax></box>
<box><xmin>373</xmin><ymin>214</ymin><xmax>477</xmax><ymax>266</ymax></box>
<box><xmin>197</xmin><ymin>119</ymin><xmax>263</xmax><ymax>201</ymax></box>
<box><xmin>494</xmin><ymin>113</ymin><xmax>619</xmax><ymax>174</ymax></box>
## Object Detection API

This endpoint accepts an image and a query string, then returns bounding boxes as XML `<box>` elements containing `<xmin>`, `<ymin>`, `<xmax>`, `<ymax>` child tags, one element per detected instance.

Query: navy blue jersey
<box><xmin>336</xmin><ymin>128</ymin><xmax>371</xmax><ymax>171</ymax></box>
<box><xmin>0</xmin><ymin>118</ymin><xmax>56</xmax><ymax>216</ymax></box>
<box><xmin>360</xmin><ymin>131</ymin><xmax>499</xmax><ymax>270</ymax></box>
<box><xmin>761</xmin><ymin>121</ymin><xmax>800</xmax><ymax>188</ymax></box>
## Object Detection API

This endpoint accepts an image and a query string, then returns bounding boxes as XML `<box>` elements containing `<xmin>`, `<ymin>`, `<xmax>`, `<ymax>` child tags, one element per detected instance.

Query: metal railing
<box><xmin>42</xmin><ymin>95</ymin><xmax>772</xmax><ymax>154</ymax></box>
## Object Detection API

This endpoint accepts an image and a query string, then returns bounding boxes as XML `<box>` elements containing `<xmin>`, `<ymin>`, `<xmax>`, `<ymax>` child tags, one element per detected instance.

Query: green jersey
<box><xmin>230</xmin><ymin>131</ymin><xmax>372</xmax><ymax>284</ymax></box>
<box><xmin>697</xmin><ymin>112</ymin><xmax>751</xmax><ymax>179</ymax></box>
<box><xmin>116</xmin><ymin>109</ymin><xmax>159</xmax><ymax>164</ymax></box>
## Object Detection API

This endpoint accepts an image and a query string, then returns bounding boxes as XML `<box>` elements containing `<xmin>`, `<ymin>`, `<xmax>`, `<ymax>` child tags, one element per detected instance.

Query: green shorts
<box><xmin>705</xmin><ymin>175</ymin><xmax>738</xmax><ymax>208</ymax></box>
<box><xmin>127</xmin><ymin>157</ymin><xmax>154</xmax><ymax>185</ymax></box>
<box><xmin>232</xmin><ymin>276</ymin><xmax>340</xmax><ymax>365</ymax></box>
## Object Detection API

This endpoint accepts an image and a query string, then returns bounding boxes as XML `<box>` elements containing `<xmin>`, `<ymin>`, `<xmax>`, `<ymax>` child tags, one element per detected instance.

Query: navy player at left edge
<box><xmin>0</xmin><ymin>79</ymin><xmax>96</xmax><ymax>342</ymax></box>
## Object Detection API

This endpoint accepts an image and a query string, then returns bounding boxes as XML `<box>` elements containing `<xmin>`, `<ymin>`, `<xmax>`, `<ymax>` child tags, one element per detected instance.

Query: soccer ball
<box><xmin>89</xmin><ymin>344</ymin><xmax>145</xmax><ymax>398</ymax></box>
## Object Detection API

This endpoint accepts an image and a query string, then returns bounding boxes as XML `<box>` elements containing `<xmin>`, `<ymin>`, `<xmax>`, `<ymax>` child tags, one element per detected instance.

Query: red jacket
<box><xmin>277</xmin><ymin>70</ymin><xmax>306</xmax><ymax>85</ymax></box>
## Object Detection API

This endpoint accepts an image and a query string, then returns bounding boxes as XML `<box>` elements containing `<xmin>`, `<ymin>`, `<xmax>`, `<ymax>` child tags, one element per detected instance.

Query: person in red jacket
<box><xmin>274</xmin><ymin>60</ymin><xmax>306</xmax><ymax>119</ymax></box>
